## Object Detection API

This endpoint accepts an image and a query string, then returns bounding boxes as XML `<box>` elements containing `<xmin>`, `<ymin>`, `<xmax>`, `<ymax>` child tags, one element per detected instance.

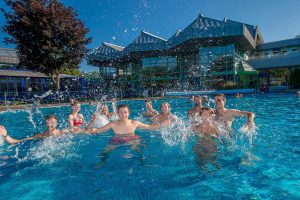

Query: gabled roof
<box><xmin>92</xmin><ymin>42</ymin><xmax>124</xmax><ymax>54</ymax></box>
<box><xmin>168</xmin><ymin>30</ymin><xmax>182</xmax><ymax>42</ymax></box>
<box><xmin>88</xmin><ymin>42</ymin><xmax>125</xmax><ymax>61</ymax></box>
<box><xmin>187</xmin><ymin>14</ymin><xmax>227</xmax><ymax>29</ymax></box>
<box><xmin>124</xmin><ymin>31</ymin><xmax>169</xmax><ymax>52</ymax></box>
<box><xmin>169</xmin><ymin>14</ymin><xmax>246</xmax><ymax>47</ymax></box>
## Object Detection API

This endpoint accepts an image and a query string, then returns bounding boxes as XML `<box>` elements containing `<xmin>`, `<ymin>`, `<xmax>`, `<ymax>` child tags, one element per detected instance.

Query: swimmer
<box><xmin>87</xmin><ymin>104</ymin><xmax>167</xmax><ymax>135</ymax></box>
<box><xmin>143</xmin><ymin>99</ymin><xmax>159</xmax><ymax>118</ymax></box>
<box><xmin>87</xmin><ymin>102</ymin><xmax>110</xmax><ymax>129</ymax></box>
<box><xmin>153</xmin><ymin>102</ymin><xmax>177</xmax><ymax>125</ymax></box>
<box><xmin>194</xmin><ymin>107</ymin><xmax>220</xmax><ymax>138</ymax></box>
<box><xmin>202</xmin><ymin>95</ymin><xmax>210</xmax><ymax>106</ymax></box>
<box><xmin>68</xmin><ymin>100</ymin><xmax>85</xmax><ymax>132</ymax></box>
<box><xmin>0</xmin><ymin>115</ymin><xmax>70</xmax><ymax>144</ymax></box>
<box><xmin>86</xmin><ymin>104</ymin><xmax>168</xmax><ymax>167</ymax></box>
<box><xmin>189</xmin><ymin>96</ymin><xmax>195</xmax><ymax>102</ymax></box>
<box><xmin>193</xmin><ymin>107</ymin><xmax>221</xmax><ymax>172</ymax></box>
<box><xmin>297</xmin><ymin>91</ymin><xmax>300</xmax><ymax>96</ymax></box>
<box><xmin>188</xmin><ymin>96</ymin><xmax>202</xmax><ymax>122</ymax></box>
<box><xmin>103</xmin><ymin>98</ymin><xmax>119</xmax><ymax>120</ymax></box>
<box><xmin>214</xmin><ymin>94</ymin><xmax>254</xmax><ymax>131</ymax></box>
<box><xmin>234</xmin><ymin>93</ymin><xmax>242</xmax><ymax>98</ymax></box>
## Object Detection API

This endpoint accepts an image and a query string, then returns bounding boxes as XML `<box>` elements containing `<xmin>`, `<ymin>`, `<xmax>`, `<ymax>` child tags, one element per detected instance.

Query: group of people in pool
<box><xmin>0</xmin><ymin>94</ymin><xmax>254</xmax><ymax>169</ymax></box>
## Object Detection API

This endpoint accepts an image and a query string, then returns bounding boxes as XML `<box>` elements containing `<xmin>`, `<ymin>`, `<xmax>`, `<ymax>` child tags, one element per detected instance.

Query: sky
<box><xmin>1</xmin><ymin>0</ymin><xmax>300</xmax><ymax>72</ymax></box>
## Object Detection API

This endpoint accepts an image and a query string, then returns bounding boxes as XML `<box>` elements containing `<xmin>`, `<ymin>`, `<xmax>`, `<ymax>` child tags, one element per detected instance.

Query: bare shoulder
<box><xmin>131</xmin><ymin>120</ymin><xmax>140</xmax><ymax>125</ymax></box>
<box><xmin>68</xmin><ymin>114</ymin><xmax>74</xmax><ymax>119</ymax></box>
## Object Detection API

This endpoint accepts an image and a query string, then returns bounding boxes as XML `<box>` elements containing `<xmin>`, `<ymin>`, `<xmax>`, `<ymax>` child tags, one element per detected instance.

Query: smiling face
<box><xmin>201</xmin><ymin>109</ymin><xmax>213</xmax><ymax>122</ymax></box>
<box><xmin>214</xmin><ymin>95</ymin><xmax>226</xmax><ymax>110</ymax></box>
<box><xmin>160</xmin><ymin>103</ymin><xmax>170</xmax><ymax>114</ymax></box>
<box><xmin>46</xmin><ymin>118</ymin><xmax>58</xmax><ymax>132</ymax></box>
<box><xmin>71</xmin><ymin>103</ymin><xmax>81</xmax><ymax>113</ymax></box>
<box><xmin>118</xmin><ymin>107</ymin><xmax>130</xmax><ymax>120</ymax></box>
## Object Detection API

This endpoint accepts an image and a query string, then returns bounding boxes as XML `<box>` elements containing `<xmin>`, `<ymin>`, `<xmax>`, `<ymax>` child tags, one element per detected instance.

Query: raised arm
<box><xmin>111</xmin><ymin>98</ymin><xmax>117</xmax><ymax>113</ymax></box>
<box><xmin>230</xmin><ymin>109</ymin><xmax>255</xmax><ymax>127</ymax></box>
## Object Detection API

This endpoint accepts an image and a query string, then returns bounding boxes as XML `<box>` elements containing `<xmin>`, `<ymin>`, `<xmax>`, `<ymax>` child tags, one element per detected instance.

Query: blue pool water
<box><xmin>0</xmin><ymin>94</ymin><xmax>299</xmax><ymax>199</ymax></box>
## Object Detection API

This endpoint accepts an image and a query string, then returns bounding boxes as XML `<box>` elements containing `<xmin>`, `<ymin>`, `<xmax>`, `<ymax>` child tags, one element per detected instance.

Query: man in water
<box><xmin>188</xmin><ymin>96</ymin><xmax>202</xmax><ymax>122</ymax></box>
<box><xmin>152</xmin><ymin>102</ymin><xmax>177</xmax><ymax>125</ymax></box>
<box><xmin>193</xmin><ymin>107</ymin><xmax>221</xmax><ymax>172</ymax></box>
<box><xmin>87</xmin><ymin>104</ymin><xmax>168</xmax><ymax>167</ymax></box>
<box><xmin>143</xmin><ymin>99</ymin><xmax>159</xmax><ymax>118</ymax></box>
<box><xmin>214</xmin><ymin>94</ymin><xmax>254</xmax><ymax>131</ymax></box>
<box><xmin>0</xmin><ymin>115</ymin><xmax>70</xmax><ymax>144</ymax></box>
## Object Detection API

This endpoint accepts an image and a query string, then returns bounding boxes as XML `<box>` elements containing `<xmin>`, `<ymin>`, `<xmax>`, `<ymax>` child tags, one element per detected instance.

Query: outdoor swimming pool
<box><xmin>0</xmin><ymin>94</ymin><xmax>299</xmax><ymax>199</ymax></box>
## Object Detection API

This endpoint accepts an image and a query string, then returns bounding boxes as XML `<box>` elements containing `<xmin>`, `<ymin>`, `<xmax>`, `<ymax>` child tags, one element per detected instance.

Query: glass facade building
<box><xmin>87</xmin><ymin>15</ymin><xmax>300</xmax><ymax>96</ymax></box>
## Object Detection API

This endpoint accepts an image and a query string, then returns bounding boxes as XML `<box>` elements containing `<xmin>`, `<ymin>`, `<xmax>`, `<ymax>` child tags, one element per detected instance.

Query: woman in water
<box><xmin>68</xmin><ymin>100</ymin><xmax>85</xmax><ymax>132</ymax></box>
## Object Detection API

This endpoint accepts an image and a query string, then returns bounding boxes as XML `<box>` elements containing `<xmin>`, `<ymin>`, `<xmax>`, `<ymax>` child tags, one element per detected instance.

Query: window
<box><xmin>141</xmin><ymin>56</ymin><xmax>177</xmax><ymax>69</ymax></box>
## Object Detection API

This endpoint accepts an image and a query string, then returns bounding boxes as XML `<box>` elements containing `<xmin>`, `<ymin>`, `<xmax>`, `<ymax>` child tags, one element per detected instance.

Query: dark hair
<box><xmin>45</xmin><ymin>115</ymin><xmax>58</xmax><ymax>121</ymax></box>
<box><xmin>145</xmin><ymin>99</ymin><xmax>152</xmax><ymax>104</ymax></box>
<box><xmin>117</xmin><ymin>104</ymin><xmax>130</xmax><ymax>112</ymax></box>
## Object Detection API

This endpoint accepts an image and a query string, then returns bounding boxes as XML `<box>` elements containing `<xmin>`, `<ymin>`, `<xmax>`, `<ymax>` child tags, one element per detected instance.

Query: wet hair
<box><xmin>160</xmin><ymin>102</ymin><xmax>170</xmax><ymax>109</ymax></box>
<box><xmin>201</xmin><ymin>107</ymin><xmax>214</xmax><ymax>115</ymax></box>
<box><xmin>45</xmin><ymin>115</ymin><xmax>58</xmax><ymax>121</ymax></box>
<box><xmin>194</xmin><ymin>96</ymin><xmax>202</xmax><ymax>100</ymax></box>
<box><xmin>117</xmin><ymin>104</ymin><xmax>130</xmax><ymax>113</ymax></box>
<box><xmin>145</xmin><ymin>99</ymin><xmax>152</xmax><ymax>104</ymax></box>
<box><xmin>71</xmin><ymin>99</ymin><xmax>80</xmax><ymax>106</ymax></box>
<box><xmin>215</xmin><ymin>94</ymin><xmax>226</xmax><ymax>101</ymax></box>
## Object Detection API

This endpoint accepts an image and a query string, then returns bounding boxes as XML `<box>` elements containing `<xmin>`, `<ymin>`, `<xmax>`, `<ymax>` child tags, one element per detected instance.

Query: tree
<box><xmin>60</xmin><ymin>68</ymin><xmax>81</xmax><ymax>76</ymax></box>
<box><xmin>290</xmin><ymin>68</ymin><xmax>300</xmax><ymax>89</ymax></box>
<box><xmin>83</xmin><ymin>71</ymin><xmax>102</xmax><ymax>79</ymax></box>
<box><xmin>1</xmin><ymin>0</ymin><xmax>91</xmax><ymax>90</ymax></box>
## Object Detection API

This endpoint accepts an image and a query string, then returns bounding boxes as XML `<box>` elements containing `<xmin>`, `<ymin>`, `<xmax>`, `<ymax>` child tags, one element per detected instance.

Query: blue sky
<box><xmin>1</xmin><ymin>0</ymin><xmax>300</xmax><ymax>72</ymax></box>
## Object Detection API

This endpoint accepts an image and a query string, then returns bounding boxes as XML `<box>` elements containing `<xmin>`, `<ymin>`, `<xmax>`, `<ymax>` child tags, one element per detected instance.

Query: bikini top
<box><xmin>73</xmin><ymin>115</ymin><xmax>83</xmax><ymax>126</ymax></box>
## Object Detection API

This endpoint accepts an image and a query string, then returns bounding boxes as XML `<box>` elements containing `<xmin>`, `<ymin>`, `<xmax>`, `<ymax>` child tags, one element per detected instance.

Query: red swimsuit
<box><xmin>73</xmin><ymin>115</ymin><xmax>83</xmax><ymax>126</ymax></box>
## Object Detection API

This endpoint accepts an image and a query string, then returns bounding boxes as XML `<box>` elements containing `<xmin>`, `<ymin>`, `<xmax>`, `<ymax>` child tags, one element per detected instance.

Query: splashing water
<box><xmin>160</xmin><ymin>119</ymin><xmax>191</xmax><ymax>147</ymax></box>
<box><xmin>25</xmin><ymin>134</ymin><xmax>80</xmax><ymax>165</ymax></box>
<box><xmin>239</xmin><ymin>123</ymin><xmax>257</xmax><ymax>145</ymax></box>
<box><xmin>26</xmin><ymin>90</ymin><xmax>53</xmax><ymax>128</ymax></box>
